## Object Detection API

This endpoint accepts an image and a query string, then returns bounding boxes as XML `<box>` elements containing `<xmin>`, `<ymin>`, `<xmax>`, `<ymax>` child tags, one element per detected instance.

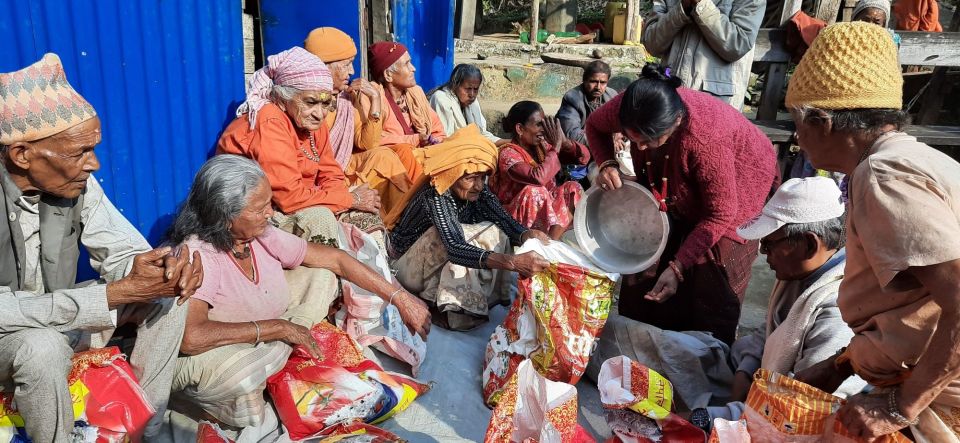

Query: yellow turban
<box><xmin>420</xmin><ymin>124</ymin><xmax>499</xmax><ymax>195</ymax></box>
<box><xmin>382</xmin><ymin>124</ymin><xmax>498</xmax><ymax>229</ymax></box>
<box><xmin>304</xmin><ymin>27</ymin><xmax>357</xmax><ymax>63</ymax></box>
<box><xmin>785</xmin><ymin>22</ymin><xmax>902</xmax><ymax>110</ymax></box>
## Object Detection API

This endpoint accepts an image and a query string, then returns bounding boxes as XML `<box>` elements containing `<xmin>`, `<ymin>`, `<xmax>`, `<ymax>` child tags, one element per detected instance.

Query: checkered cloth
<box><xmin>236</xmin><ymin>46</ymin><xmax>333</xmax><ymax>129</ymax></box>
<box><xmin>0</xmin><ymin>53</ymin><xmax>96</xmax><ymax>145</ymax></box>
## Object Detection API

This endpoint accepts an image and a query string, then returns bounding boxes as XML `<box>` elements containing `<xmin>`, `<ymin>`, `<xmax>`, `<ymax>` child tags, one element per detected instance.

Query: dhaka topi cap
<box><xmin>0</xmin><ymin>53</ymin><xmax>97</xmax><ymax>145</ymax></box>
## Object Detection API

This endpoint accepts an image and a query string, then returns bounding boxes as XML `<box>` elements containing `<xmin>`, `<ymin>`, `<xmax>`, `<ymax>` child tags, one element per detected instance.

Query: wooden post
<box><xmin>917</xmin><ymin>7</ymin><xmax>960</xmax><ymax>124</ymax></box>
<box><xmin>458</xmin><ymin>0</ymin><xmax>477</xmax><ymax>40</ymax></box>
<box><xmin>531</xmin><ymin>0</ymin><xmax>541</xmax><ymax>49</ymax></box>
<box><xmin>625</xmin><ymin>0</ymin><xmax>637</xmax><ymax>42</ymax></box>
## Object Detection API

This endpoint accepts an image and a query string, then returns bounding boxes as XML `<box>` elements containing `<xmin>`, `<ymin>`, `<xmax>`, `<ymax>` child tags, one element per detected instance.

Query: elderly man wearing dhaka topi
<box><xmin>783</xmin><ymin>22</ymin><xmax>960</xmax><ymax>441</ymax></box>
<box><xmin>304</xmin><ymin>27</ymin><xmax>414</xmax><ymax>218</ymax></box>
<box><xmin>0</xmin><ymin>54</ymin><xmax>203</xmax><ymax>441</ymax></box>
<box><xmin>360</xmin><ymin>42</ymin><xmax>446</xmax><ymax>180</ymax></box>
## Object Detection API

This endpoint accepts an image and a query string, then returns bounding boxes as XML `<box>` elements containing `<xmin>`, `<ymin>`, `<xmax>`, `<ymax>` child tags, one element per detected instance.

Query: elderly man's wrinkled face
<box><xmin>283</xmin><ymin>90</ymin><xmax>336</xmax><ymax>132</ymax></box>
<box><xmin>854</xmin><ymin>7</ymin><xmax>887</xmax><ymax>26</ymax></box>
<box><xmin>760</xmin><ymin>228</ymin><xmax>807</xmax><ymax>281</ymax></box>
<box><xmin>386</xmin><ymin>53</ymin><xmax>417</xmax><ymax>90</ymax></box>
<box><xmin>455</xmin><ymin>77</ymin><xmax>482</xmax><ymax>107</ymax></box>
<box><xmin>451</xmin><ymin>172</ymin><xmax>487</xmax><ymax>202</ymax></box>
<box><xmin>327</xmin><ymin>57</ymin><xmax>355</xmax><ymax>93</ymax></box>
<box><xmin>790</xmin><ymin>108</ymin><xmax>839</xmax><ymax>171</ymax></box>
<box><xmin>5</xmin><ymin>117</ymin><xmax>102</xmax><ymax>199</ymax></box>
<box><xmin>583</xmin><ymin>72</ymin><xmax>609</xmax><ymax>100</ymax></box>
<box><xmin>230</xmin><ymin>179</ymin><xmax>275</xmax><ymax>243</ymax></box>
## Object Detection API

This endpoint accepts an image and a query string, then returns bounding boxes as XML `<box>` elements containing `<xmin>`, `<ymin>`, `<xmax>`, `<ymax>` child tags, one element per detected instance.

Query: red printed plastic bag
<box><xmin>310</xmin><ymin>423</ymin><xmax>405</xmax><ymax>442</ymax></box>
<box><xmin>0</xmin><ymin>346</ymin><xmax>155</xmax><ymax>442</ymax></box>
<box><xmin>483</xmin><ymin>262</ymin><xmax>614</xmax><ymax>406</ymax></box>
<box><xmin>484</xmin><ymin>360</ymin><xmax>594</xmax><ymax>443</ymax></box>
<box><xmin>597</xmin><ymin>356</ymin><xmax>705</xmax><ymax>443</ymax></box>
<box><xmin>267</xmin><ymin>322</ymin><xmax>429</xmax><ymax>440</ymax></box>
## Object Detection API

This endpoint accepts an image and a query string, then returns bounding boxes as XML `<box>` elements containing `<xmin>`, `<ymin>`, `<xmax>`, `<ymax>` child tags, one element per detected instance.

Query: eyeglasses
<box><xmin>759</xmin><ymin>234</ymin><xmax>794</xmax><ymax>254</ymax></box>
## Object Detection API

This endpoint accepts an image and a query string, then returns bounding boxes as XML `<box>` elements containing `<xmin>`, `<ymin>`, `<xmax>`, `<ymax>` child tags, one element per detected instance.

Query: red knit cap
<box><xmin>368</xmin><ymin>42</ymin><xmax>408</xmax><ymax>78</ymax></box>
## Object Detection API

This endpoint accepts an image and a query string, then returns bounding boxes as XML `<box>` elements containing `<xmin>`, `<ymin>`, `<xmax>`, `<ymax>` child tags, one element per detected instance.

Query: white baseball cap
<box><xmin>737</xmin><ymin>177</ymin><xmax>845</xmax><ymax>240</ymax></box>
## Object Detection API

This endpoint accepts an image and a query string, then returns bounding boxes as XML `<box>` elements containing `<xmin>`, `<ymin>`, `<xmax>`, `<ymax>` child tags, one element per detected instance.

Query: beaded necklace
<box><xmin>641</xmin><ymin>149</ymin><xmax>670</xmax><ymax>212</ymax></box>
<box><xmin>300</xmin><ymin>133</ymin><xmax>321</xmax><ymax>162</ymax></box>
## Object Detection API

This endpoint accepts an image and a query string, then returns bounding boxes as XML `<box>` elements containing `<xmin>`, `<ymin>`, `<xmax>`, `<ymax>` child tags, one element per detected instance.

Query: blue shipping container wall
<box><xmin>260</xmin><ymin>0</ymin><xmax>364</xmax><ymax>77</ymax></box>
<box><xmin>393</xmin><ymin>0</ymin><xmax>456</xmax><ymax>90</ymax></box>
<box><xmin>0</xmin><ymin>0</ymin><xmax>246</xmax><ymax>246</ymax></box>
<box><xmin>259</xmin><ymin>0</ymin><xmax>454</xmax><ymax>92</ymax></box>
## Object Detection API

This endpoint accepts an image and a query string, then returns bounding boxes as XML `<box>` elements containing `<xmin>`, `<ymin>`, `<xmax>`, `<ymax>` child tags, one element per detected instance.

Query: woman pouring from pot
<box><xmin>585</xmin><ymin>64</ymin><xmax>779</xmax><ymax>345</ymax></box>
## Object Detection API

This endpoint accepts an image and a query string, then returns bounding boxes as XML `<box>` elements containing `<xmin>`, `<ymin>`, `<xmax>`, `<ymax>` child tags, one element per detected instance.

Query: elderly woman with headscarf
<box><xmin>429</xmin><ymin>63</ymin><xmax>506</xmax><ymax>145</ymax></box>
<box><xmin>167</xmin><ymin>155</ymin><xmax>430</xmax><ymax>437</ymax></box>
<box><xmin>784</xmin><ymin>23</ymin><xmax>960</xmax><ymax>441</ymax></box>
<box><xmin>303</xmin><ymin>27</ymin><xmax>414</xmax><ymax>218</ymax></box>
<box><xmin>217</xmin><ymin>46</ymin><xmax>382</xmax><ymax>246</ymax></box>
<box><xmin>384</xmin><ymin>125</ymin><xmax>550</xmax><ymax>331</ymax></box>
<box><xmin>358</xmin><ymin>42</ymin><xmax>447</xmax><ymax>180</ymax></box>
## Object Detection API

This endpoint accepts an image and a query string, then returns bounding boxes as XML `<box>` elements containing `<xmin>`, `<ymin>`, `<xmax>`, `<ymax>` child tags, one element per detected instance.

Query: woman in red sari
<box><xmin>490</xmin><ymin>101</ymin><xmax>590</xmax><ymax>240</ymax></box>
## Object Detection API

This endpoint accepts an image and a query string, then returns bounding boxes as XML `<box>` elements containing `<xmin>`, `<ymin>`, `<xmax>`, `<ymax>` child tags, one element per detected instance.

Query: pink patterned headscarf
<box><xmin>237</xmin><ymin>46</ymin><xmax>333</xmax><ymax>129</ymax></box>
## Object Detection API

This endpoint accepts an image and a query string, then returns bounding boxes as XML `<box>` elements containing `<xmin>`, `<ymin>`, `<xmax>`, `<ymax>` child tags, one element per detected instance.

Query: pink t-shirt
<box><xmin>188</xmin><ymin>225</ymin><xmax>308</xmax><ymax>323</ymax></box>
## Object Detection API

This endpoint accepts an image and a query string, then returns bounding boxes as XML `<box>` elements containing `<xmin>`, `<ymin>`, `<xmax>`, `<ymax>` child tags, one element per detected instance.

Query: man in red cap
<box><xmin>359</xmin><ymin>42</ymin><xmax>446</xmax><ymax>180</ymax></box>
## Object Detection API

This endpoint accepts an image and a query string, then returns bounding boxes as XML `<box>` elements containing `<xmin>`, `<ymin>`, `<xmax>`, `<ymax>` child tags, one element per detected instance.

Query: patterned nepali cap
<box><xmin>0</xmin><ymin>53</ymin><xmax>97</xmax><ymax>145</ymax></box>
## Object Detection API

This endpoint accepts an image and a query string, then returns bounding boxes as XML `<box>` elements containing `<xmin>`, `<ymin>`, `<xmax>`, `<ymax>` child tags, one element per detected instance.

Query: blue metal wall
<box><xmin>393</xmin><ymin>0</ymin><xmax>456</xmax><ymax>90</ymax></box>
<box><xmin>0</xmin><ymin>0</ymin><xmax>246</xmax><ymax>246</ymax></box>
<box><xmin>260</xmin><ymin>0</ymin><xmax>364</xmax><ymax>76</ymax></box>
<box><xmin>259</xmin><ymin>0</ymin><xmax>454</xmax><ymax>91</ymax></box>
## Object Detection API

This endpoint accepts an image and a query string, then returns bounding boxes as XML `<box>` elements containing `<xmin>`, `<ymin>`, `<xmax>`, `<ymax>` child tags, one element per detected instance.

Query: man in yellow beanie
<box><xmin>786</xmin><ymin>22</ymin><xmax>960</xmax><ymax>441</ymax></box>
<box><xmin>304</xmin><ymin>27</ymin><xmax>414</xmax><ymax>218</ymax></box>
<box><xmin>0</xmin><ymin>54</ymin><xmax>202</xmax><ymax>440</ymax></box>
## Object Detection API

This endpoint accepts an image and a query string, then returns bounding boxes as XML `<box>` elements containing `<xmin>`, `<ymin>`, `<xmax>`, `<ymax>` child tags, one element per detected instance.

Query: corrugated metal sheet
<box><xmin>393</xmin><ymin>0</ymin><xmax>456</xmax><ymax>90</ymax></box>
<box><xmin>0</xmin><ymin>0</ymin><xmax>246</xmax><ymax>245</ymax></box>
<box><xmin>260</xmin><ymin>0</ymin><xmax>364</xmax><ymax>75</ymax></box>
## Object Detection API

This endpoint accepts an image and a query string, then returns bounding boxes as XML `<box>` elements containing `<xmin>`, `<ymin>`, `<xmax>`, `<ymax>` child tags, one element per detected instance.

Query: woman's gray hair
<box><xmin>782</xmin><ymin>215</ymin><xmax>846</xmax><ymax>250</ymax></box>
<box><xmin>445</xmin><ymin>64</ymin><xmax>483</xmax><ymax>90</ymax></box>
<box><xmin>796</xmin><ymin>105</ymin><xmax>909</xmax><ymax>136</ymax></box>
<box><xmin>271</xmin><ymin>85</ymin><xmax>301</xmax><ymax>103</ymax></box>
<box><xmin>167</xmin><ymin>155</ymin><xmax>267</xmax><ymax>252</ymax></box>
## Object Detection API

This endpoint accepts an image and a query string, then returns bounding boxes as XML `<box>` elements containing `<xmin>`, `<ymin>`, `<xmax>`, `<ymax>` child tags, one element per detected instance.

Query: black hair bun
<box><xmin>640</xmin><ymin>63</ymin><xmax>683</xmax><ymax>89</ymax></box>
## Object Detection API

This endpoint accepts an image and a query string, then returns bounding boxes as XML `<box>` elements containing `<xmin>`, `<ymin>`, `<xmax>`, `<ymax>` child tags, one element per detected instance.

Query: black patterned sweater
<box><xmin>388</xmin><ymin>184</ymin><xmax>527</xmax><ymax>269</ymax></box>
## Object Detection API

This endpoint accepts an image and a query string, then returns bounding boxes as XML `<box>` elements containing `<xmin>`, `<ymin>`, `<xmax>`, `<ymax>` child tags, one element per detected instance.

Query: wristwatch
<box><xmin>689</xmin><ymin>408</ymin><xmax>711</xmax><ymax>433</ymax></box>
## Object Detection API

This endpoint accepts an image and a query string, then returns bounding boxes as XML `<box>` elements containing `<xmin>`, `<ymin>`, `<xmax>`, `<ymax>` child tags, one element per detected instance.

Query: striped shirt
<box><xmin>389</xmin><ymin>184</ymin><xmax>527</xmax><ymax>268</ymax></box>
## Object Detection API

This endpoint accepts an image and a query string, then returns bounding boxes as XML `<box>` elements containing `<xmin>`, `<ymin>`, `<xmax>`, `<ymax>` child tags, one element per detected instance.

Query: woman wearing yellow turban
<box><xmin>304</xmin><ymin>27</ymin><xmax>414</xmax><ymax>220</ymax></box>
<box><xmin>386</xmin><ymin>125</ymin><xmax>550</xmax><ymax>331</ymax></box>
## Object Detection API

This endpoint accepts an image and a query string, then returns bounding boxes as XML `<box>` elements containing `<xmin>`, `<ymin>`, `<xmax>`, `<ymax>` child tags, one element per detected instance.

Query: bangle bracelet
<box><xmin>387</xmin><ymin>288</ymin><xmax>403</xmax><ymax>305</ymax></box>
<box><xmin>252</xmin><ymin>320</ymin><xmax>261</xmax><ymax>344</ymax></box>
<box><xmin>599</xmin><ymin>159</ymin><xmax>619</xmax><ymax>171</ymax></box>
<box><xmin>668</xmin><ymin>260</ymin><xmax>684</xmax><ymax>283</ymax></box>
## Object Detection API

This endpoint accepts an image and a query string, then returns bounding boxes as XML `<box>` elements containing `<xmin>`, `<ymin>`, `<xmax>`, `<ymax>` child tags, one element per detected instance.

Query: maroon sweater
<box><xmin>586</xmin><ymin>88</ymin><xmax>777</xmax><ymax>269</ymax></box>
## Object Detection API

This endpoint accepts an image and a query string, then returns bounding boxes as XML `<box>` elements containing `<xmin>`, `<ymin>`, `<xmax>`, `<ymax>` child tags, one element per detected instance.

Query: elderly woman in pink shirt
<box><xmin>165</xmin><ymin>155</ymin><xmax>430</xmax><ymax>435</ymax></box>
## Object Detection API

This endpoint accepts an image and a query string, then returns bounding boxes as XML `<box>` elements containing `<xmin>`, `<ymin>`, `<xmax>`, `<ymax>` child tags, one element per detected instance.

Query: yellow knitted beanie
<box><xmin>785</xmin><ymin>22</ymin><xmax>902</xmax><ymax>110</ymax></box>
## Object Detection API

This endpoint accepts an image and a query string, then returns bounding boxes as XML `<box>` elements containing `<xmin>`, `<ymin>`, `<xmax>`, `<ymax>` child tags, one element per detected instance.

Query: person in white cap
<box><xmin>589</xmin><ymin>177</ymin><xmax>862</xmax><ymax>434</ymax></box>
